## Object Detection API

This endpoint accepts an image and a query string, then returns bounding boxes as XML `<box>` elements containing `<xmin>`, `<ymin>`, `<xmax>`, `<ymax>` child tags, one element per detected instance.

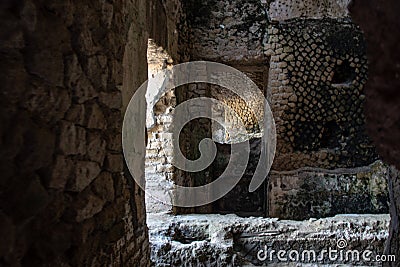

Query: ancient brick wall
<box><xmin>267</xmin><ymin>19</ymin><xmax>377</xmax><ymax>171</ymax></box>
<box><xmin>264</xmin><ymin>0</ymin><xmax>389</xmax><ymax>219</ymax></box>
<box><xmin>145</xmin><ymin>89</ymin><xmax>176</xmax><ymax>213</ymax></box>
<box><xmin>0</xmin><ymin>0</ymin><xmax>149</xmax><ymax>266</ymax></box>
<box><xmin>174</xmin><ymin>0</ymin><xmax>390</xmax><ymax>219</ymax></box>
<box><xmin>144</xmin><ymin>0</ymin><xmax>187</xmax><ymax>214</ymax></box>
<box><xmin>172</xmin><ymin>0</ymin><xmax>271</xmax><ymax>214</ymax></box>
<box><xmin>145</xmin><ymin>40</ymin><xmax>176</xmax><ymax>213</ymax></box>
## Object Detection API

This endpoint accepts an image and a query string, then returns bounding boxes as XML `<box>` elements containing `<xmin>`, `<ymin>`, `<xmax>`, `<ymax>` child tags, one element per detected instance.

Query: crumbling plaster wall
<box><xmin>144</xmin><ymin>0</ymin><xmax>187</xmax><ymax>214</ymax></box>
<box><xmin>264</xmin><ymin>0</ymin><xmax>389</xmax><ymax>219</ymax></box>
<box><xmin>0</xmin><ymin>0</ymin><xmax>150</xmax><ymax>266</ymax></box>
<box><xmin>145</xmin><ymin>40</ymin><xmax>176</xmax><ymax>214</ymax></box>
<box><xmin>186</xmin><ymin>0</ymin><xmax>269</xmax><ymax>63</ymax></box>
<box><xmin>178</xmin><ymin>0</ymin><xmax>388</xmax><ymax>218</ymax></box>
<box><xmin>173</xmin><ymin>0</ymin><xmax>271</xmax><ymax>215</ymax></box>
<box><xmin>265</xmin><ymin>1</ymin><xmax>376</xmax><ymax>171</ymax></box>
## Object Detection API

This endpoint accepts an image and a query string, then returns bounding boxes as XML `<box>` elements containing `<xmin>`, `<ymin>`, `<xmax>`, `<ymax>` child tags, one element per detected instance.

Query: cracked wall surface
<box><xmin>267</xmin><ymin>18</ymin><xmax>377</xmax><ymax>171</ymax></box>
<box><xmin>170</xmin><ymin>0</ymin><xmax>390</xmax><ymax>219</ymax></box>
<box><xmin>263</xmin><ymin>0</ymin><xmax>389</xmax><ymax>219</ymax></box>
<box><xmin>149</xmin><ymin>213</ymin><xmax>389</xmax><ymax>266</ymax></box>
<box><xmin>1</xmin><ymin>0</ymin><xmax>398</xmax><ymax>266</ymax></box>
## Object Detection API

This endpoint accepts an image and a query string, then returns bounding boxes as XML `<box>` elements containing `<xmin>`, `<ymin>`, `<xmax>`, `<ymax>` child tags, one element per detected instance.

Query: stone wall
<box><xmin>149</xmin><ymin>213</ymin><xmax>389</xmax><ymax>266</ymax></box>
<box><xmin>186</xmin><ymin>0</ymin><xmax>269</xmax><ymax>63</ymax></box>
<box><xmin>266</xmin><ymin>18</ymin><xmax>377</xmax><ymax>171</ymax></box>
<box><xmin>263</xmin><ymin>0</ymin><xmax>388</xmax><ymax>219</ymax></box>
<box><xmin>211</xmin><ymin>65</ymin><xmax>269</xmax><ymax>144</ymax></box>
<box><xmin>0</xmin><ymin>0</ymin><xmax>149</xmax><ymax>265</ymax></box>
<box><xmin>145</xmin><ymin>90</ymin><xmax>176</xmax><ymax>213</ymax></box>
<box><xmin>144</xmin><ymin>0</ymin><xmax>187</xmax><ymax>214</ymax></box>
<box><xmin>269</xmin><ymin>161</ymin><xmax>389</xmax><ymax>220</ymax></box>
<box><xmin>176</xmin><ymin>0</ymin><xmax>389</xmax><ymax>219</ymax></box>
<box><xmin>268</xmin><ymin>0</ymin><xmax>351</xmax><ymax>21</ymax></box>
<box><xmin>173</xmin><ymin>0</ymin><xmax>272</xmax><ymax>215</ymax></box>
<box><xmin>145</xmin><ymin>40</ymin><xmax>176</xmax><ymax>213</ymax></box>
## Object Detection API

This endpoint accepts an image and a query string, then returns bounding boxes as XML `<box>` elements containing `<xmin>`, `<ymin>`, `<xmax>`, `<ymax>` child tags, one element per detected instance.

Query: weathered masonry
<box><xmin>1</xmin><ymin>0</ymin><xmax>399</xmax><ymax>266</ymax></box>
<box><xmin>145</xmin><ymin>0</ymin><xmax>389</xmax><ymax>220</ymax></box>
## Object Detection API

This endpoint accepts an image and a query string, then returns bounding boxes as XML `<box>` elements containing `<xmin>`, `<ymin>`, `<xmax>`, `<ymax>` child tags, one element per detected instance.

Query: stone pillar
<box><xmin>265</xmin><ymin>0</ymin><xmax>388</xmax><ymax>219</ymax></box>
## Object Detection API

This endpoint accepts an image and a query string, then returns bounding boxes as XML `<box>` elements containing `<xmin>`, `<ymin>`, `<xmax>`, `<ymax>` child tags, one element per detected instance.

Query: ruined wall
<box><xmin>269</xmin><ymin>161</ymin><xmax>389</xmax><ymax>220</ymax></box>
<box><xmin>144</xmin><ymin>0</ymin><xmax>187</xmax><ymax>214</ymax></box>
<box><xmin>184</xmin><ymin>0</ymin><xmax>270</xmax><ymax>144</ymax></box>
<box><xmin>0</xmin><ymin>1</ymin><xmax>149</xmax><ymax>265</ymax></box>
<box><xmin>149</xmin><ymin>213</ymin><xmax>389</xmax><ymax>266</ymax></box>
<box><xmin>264</xmin><ymin>0</ymin><xmax>389</xmax><ymax>219</ymax></box>
<box><xmin>210</xmin><ymin>65</ymin><xmax>268</xmax><ymax>144</ymax></box>
<box><xmin>173</xmin><ymin>0</ymin><xmax>271</xmax><ymax>215</ymax></box>
<box><xmin>145</xmin><ymin>40</ymin><xmax>175</xmax><ymax>214</ymax></box>
<box><xmin>267</xmin><ymin>18</ymin><xmax>377</xmax><ymax>170</ymax></box>
<box><xmin>186</xmin><ymin>0</ymin><xmax>268</xmax><ymax>63</ymax></box>
<box><xmin>181</xmin><ymin>0</ymin><xmax>388</xmax><ymax>218</ymax></box>
<box><xmin>145</xmin><ymin>91</ymin><xmax>176</xmax><ymax>213</ymax></box>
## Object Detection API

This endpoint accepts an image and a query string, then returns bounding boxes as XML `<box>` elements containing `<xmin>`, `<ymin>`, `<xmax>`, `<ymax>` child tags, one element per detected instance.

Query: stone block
<box><xmin>75</xmin><ymin>192</ymin><xmax>106</xmax><ymax>222</ymax></box>
<box><xmin>87</xmin><ymin>132</ymin><xmax>106</xmax><ymax>164</ymax></box>
<box><xmin>65</xmin><ymin>104</ymin><xmax>86</xmax><ymax>125</ymax></box>
<box><xmin>64</xmin><ymin>54</ymin><xmax>98</xmax><ymax>103</ymax></box>
<box><xmin>86</xmin><ymin>103</ymin><xmax>106</xmax><ymax>129</ymax></box>
<box><xmin>67</xmin><ymin>161</ymin><xmax>101</xmax><ymax>192</ymax></box>
<box><xmin>92</xmin><ymin>172</ymin><xmax>115</xmax><ymax>202</ymax></box>
<box><xmin>49</xmin><ymin>155</ymin><xmax>73</xmax><ymax>190</ymax></box>
<box><xmin>99</xmin><ymin>91</ymin><xmax>122</xmax><ymax>109</ymax></box>
<box><xmin>59</xmin><ymin>121</ymin><xmax>86</xmax><ymax>155</ymax></box>
<box><xmin>105</xmin><ymin>153</ymin><xmax>124</xmax><ymax>172</ymax></box>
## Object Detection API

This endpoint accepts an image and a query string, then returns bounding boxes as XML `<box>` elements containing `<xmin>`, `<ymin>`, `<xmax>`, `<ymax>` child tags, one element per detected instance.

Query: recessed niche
<box><xmin>331</xmin><ymin>60</ymin><xmax>356</xmax><ymax>86</ymax></box>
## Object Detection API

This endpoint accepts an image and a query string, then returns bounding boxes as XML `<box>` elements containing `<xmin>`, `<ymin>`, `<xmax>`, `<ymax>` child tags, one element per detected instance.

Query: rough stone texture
<box><xmin>146</xmin><ymin>41</ymin><xmax>176</xmax><ymax>179</ymax></box>
<box><xmin>266</xmin><ymin>18</ymin><xmax>377</xmax><ymax>170</ymax></box>
<box><xmin>0</xmin><ymin>0</ymin><xmax>150</xmax><ymax>266</ymax></box>
<box><xmin>145</xmin><ymin>40</ymin><xmax>176</xmax><ymax>214</ymax></box>
<box><xmin>149</xmin><ymin>213</ymin><xmax>390</xmax><ymax>266</ymax></box>
<box><xmin>185</xmin><ymin>0</ymin><xmax>269</xmax><ymax>63</ymax></box>
<box><xmin>259</xmin><ymin>1</ymin><xmax>389</xmax><ymax>220</ymax></box>
<box><xmin>212</xmin><ymin>138</ymin><xmax>266</xmax><ymax>216</ymax></box>
<box><xmin>144</xmin><ymin>0</ymin><xmax>187</xmax><ymax>214</ymax></box>
<box><xmin>174</xmin><ymin>78</ymin><xmax>214</xmax><ymax>214</ymax></box>
<box><xmin>172</xmin><ymin>0</ymin><xmax>272</xmax><ymax>214</ymax></box>
<box><xmin>269</xmin><ymin>161</ymin><xmax>389</xmax><ymax>220</ymax></box>
<box><xmin>210</xmin><ymin>65</ymin><xmax>269</xmax><ymax>144</ymax></box>
<box><xmin>168</xmin><ymin>0</ymin><xmax>389</xmax><ymax>220</ymax></box>
<box><xmin>268</xmin><ymin>0</ymin><xmax>351</xmax><ymax>21</ymax></box>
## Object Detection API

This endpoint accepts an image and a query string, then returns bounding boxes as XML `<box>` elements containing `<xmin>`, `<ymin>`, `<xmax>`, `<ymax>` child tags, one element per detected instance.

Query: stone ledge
<box><xmin>149</xmin><ymin>213</ymin><xmax>389</xmax><ymax>266</ymax></box>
